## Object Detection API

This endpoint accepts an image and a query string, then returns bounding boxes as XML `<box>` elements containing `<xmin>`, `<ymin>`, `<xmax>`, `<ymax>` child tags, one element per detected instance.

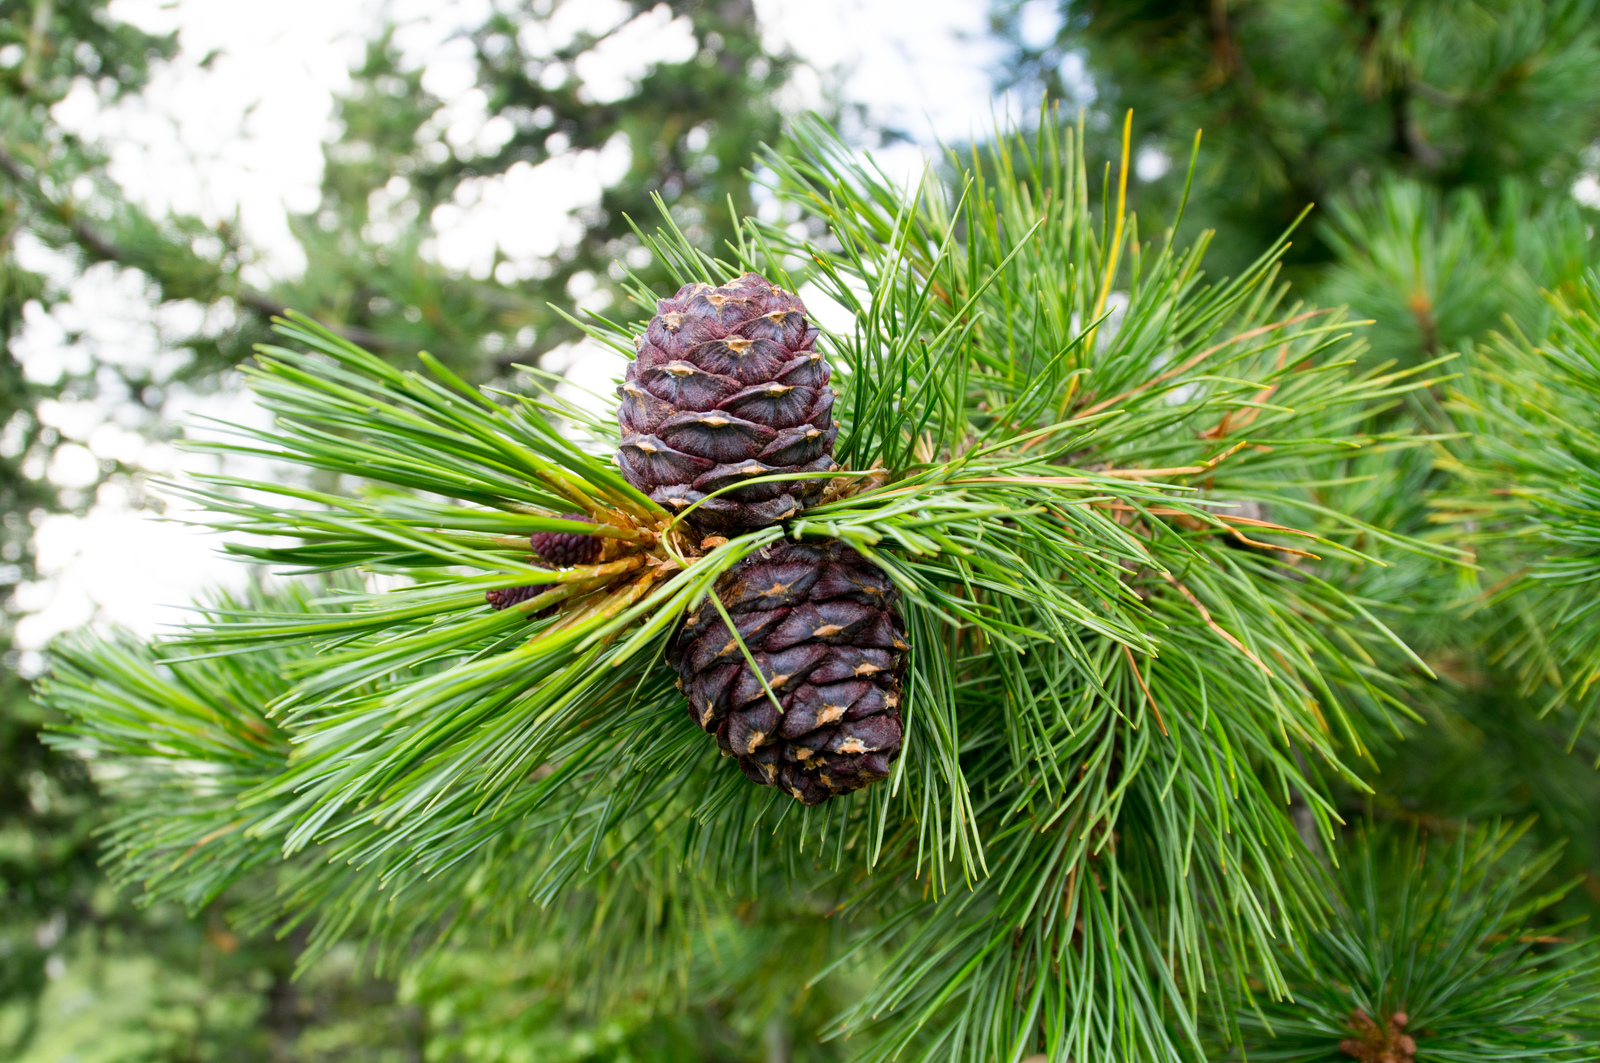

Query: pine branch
<box><xmin>39</xmin><ymin>114</ymin><xmax>1452</xmax><ymax>1060</ymax></box>
<box><xmin>1441</xmin><ymin>271</ymin><xmax>1600</xmax><ymax>746</ymax></box>
<box><xmin>1231</xmin><ymin>821</ymin><xmax>1600</xmax><ymax>1062</ymax></box>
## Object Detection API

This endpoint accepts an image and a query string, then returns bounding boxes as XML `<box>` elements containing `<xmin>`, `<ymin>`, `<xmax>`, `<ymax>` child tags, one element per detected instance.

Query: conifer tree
<box><xmin>42</xmin><ymin>111</ymin><xmax>1600</xmax><ymax>1060</ymax></box>
<box><xmin>997</xmin><ymin>0</ymin><xmax>1600</xmax><ymax>276</ymax></box>
<box><xmin>286</xmin><ymin>0</ymin><xmax>789</xmax><ymax>371</ymax></box>
<box><xmin>0</xmin><ymin>5</ymin><xmax>252</xmax><ymax>1052</ymax></box>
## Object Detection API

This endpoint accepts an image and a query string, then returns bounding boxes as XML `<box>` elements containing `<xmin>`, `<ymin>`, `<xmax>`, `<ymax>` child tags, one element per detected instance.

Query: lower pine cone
<box><xmin>668</xmin><ymin>539</ymin><xmax>908</xmax><ymax>805</ymax></box>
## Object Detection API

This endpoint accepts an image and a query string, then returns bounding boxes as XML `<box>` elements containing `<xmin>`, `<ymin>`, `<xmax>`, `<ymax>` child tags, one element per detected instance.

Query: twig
<box><xmin>1226</xmin><ymin>530</ymin><xmax>1318</xmax><ymax>559</ymax></box>
<box><xmin>1200</xmin><ymin>344</ymin><xmax>1288</xmax><ymax>439</ymax></box>
<box><xmin>1120</xmin><ymin>643</ymin><xmax>1168</xmax><ymax>736</ymax></box>
<box><xmin>1089</xmin><ymin>500</ymin><xmax>1321</xmax><ymax>558</ymax></box>
<box><xmin>1091</xmin><ymin>501</ymin><xmax>1321</xmax><ymax>539</ymax></box>
<box><xmin>1160</xmin><ymin>572</ymin><xmax>1274</xmax><ymax>677</ymax></box>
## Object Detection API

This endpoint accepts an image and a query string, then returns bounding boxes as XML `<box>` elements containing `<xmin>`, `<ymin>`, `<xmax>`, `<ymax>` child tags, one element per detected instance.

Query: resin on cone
<box><xmin>668</xmin><ymin>540</ymin><xmax>906</xmax><ymax>804</ymax></box>
<box><xmin>617</xmin><ymin>273</ymin><xmax>837</xmax><ymax>532</ymax></box>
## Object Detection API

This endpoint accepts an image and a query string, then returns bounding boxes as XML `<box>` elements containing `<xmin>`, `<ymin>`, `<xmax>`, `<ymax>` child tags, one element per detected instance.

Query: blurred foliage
<box><xmin>0</xmin><ymin>0</ymin><xmax>807</xmax><ymax>1058</ymax></box>
<box><xmin>10</xmin><ymin>916</ymin><xmax>421</xmax><ymax>1063</ymax></box>
<box><xmin>281</xmin><ymin>0</ymin><xmax>791</xmax><ymax>372</ymax></box>
<box><xmin>995</xmin><ymin>0</ymin><xmax>1600</xmax><ymax>277</ymax></box>
<box><xmin>1316</xmin><ymin>178</ymin><xmax>1598</xmax><ymax>366</ymax></box>
<box><xmin>405</xmin><ymin>942</ymin><xmax>858</xmax><ymax>1063</ymax></box>
<box><xmin>0</xmin><ymin>2</ymin><xmax>199</xmax><ymax>1056</ymax></box>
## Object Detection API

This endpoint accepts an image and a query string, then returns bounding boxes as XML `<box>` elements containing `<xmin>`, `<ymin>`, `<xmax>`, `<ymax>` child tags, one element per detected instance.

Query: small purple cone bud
<box><xmin>486</xmin><ymin>584</ymin><xmax>545</xmax><ymax>611</ymax></box>
<box><xmin>530</xmin><ymin>514</ymin><xmax>602</xmax><ymax>568</ymax></box>
<box><xmin>487</xmin><ymin>514</ymin><xmax>601</xmax><ymax>611</ymax></box>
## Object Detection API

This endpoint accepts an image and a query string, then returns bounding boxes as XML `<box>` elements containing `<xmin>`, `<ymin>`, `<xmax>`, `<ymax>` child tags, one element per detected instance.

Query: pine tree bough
<box><xmin>617</xmin><ymin>273</ymin><xmax>838</xmax><ymax>532</ymax></box>
<box><xmin>57</xmin><ymin>114</ymin><xmax>1599</xmax><ymax>1061</ymax></box>
<box><xmin>668</xmin><ymin>540</ymin><xmax>908</xmax><ymax>805</ymax></box>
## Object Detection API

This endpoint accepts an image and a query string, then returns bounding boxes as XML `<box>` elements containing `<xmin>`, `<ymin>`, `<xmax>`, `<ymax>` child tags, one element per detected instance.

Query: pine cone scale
<box><xmin>758</xmin><ymin>425</ymin><xmax>832</xmax><ymax>466</ymax></box>
<box><xmin>639</xmin><ymin>361</ymin><xmax>740</xmax><ymax>405</ymax></box>
<box><xmin>721</xmin><ymin>565</ymin><xmax>821</xmax><ymax>610</ymax></box>
<box><xmin>719</xmin><ymin>383</ymin><xmax>816</xmax><ymax>427</ymax></box>
<box><xmin>617</xmin><ymin>436</ymin><xmax>713</xmax><ymax>483</ymax></box>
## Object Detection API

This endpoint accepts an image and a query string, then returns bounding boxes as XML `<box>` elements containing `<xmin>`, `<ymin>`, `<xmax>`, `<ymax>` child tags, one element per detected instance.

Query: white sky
<box><xmin>12</xmin><ymin>0</ymin><xmax>1024</xmax><ymax>662</ymax></box>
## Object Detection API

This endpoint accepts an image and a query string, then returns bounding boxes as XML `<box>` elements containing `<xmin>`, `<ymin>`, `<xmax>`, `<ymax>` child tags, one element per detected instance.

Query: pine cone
<box><xmin>668</xmin><ymin>540</ymin><xmax>907</xmax><ymax>805</ymax></box>
<box><xmin>618</xmin><ymin>273</ymin><xmax>837</xmax><ymax>532</ymax></box>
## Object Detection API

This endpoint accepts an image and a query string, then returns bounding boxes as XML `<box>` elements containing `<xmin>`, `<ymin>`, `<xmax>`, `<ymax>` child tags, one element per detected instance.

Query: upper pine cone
<box><xmin>617</xmin><ymin>273</ymin><xmax>837</xmax><ymax>532</ymax></box>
